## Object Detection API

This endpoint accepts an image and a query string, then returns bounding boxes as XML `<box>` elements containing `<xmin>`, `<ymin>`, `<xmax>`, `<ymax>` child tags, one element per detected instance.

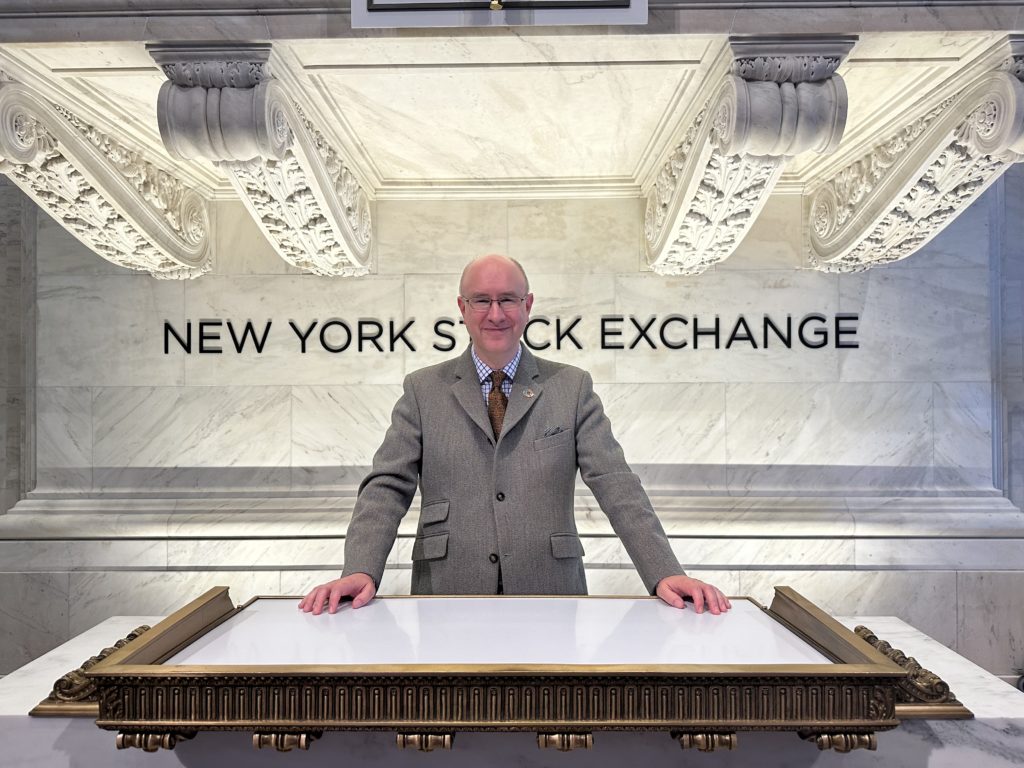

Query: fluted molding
<box><xmin>0</xmin><ymin>77</ymin><xmax>211</xmax><ymax>279</ymax></box>
<box><xmin>150</xmin><ymin>44</ymin><xmax>372</xmax><ymax>277</ymax></box>
<box><xmin>806</xmin><ymin>38</ymin><xmax>1024</xmax><ymax>272</ymax></box>
<box><xmin>644</xmin><ymin>36</ymin><xmax>854</xmax><ymax>276</ymax></box>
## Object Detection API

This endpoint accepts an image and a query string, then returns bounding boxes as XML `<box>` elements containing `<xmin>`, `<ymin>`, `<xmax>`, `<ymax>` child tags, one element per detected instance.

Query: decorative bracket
<box><xmin>149</xmin><ymin>44</ymin><xmax>373</xmax><ymax>277</ymax></box>
<box><xmin>644</xmin><ymin>36</ymin><xmax>855</xmax><ymax>275</ymax></box>
<box><xmin>0</xmin><ymin>78</ymin><xmax>211</xmax><ymax>279</ymax></box>
<box><xmin>806</xmin><ymin>35</ymin><xmax>1024</xmax><ymax>272</ymax></box>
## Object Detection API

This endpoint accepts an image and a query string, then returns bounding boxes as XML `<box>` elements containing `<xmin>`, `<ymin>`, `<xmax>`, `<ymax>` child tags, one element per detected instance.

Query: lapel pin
<box><xmin>523</xmin><ymin>388</ymin><xmax>535</xmax><ymax>398</ymax></box>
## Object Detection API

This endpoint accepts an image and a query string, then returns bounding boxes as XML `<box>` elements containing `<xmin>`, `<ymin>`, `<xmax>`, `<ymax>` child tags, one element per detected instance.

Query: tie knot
<box><xmin>490</xmin><ymin>370</ymin><xmax>506</xmax><ymax>389</ymax></box>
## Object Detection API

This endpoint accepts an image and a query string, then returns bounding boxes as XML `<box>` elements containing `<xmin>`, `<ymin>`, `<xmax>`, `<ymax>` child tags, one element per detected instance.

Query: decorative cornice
<box><xmin>645</xmin><ymin>36</ymin><xmax>853</xmax><ymax>275</ymax></box>
<box><xmin>150</xmin><ymin>43</ymin><xmax>372</xmax><ymax>277</ymax></box>
<box><xmin>0</xmin><ymin>79</ymin><xmax>212</xmax><ymax>279</ymax></box>
<box><xmin>807</xmin><ymin>53</ymin><xmax>1024</xmax><ymax>272</ymax></box>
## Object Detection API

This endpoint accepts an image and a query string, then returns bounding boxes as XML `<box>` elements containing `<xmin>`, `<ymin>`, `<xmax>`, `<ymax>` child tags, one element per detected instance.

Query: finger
<box><xmin>690</xmin><ymin>583</ymin><xmax>705</xmax><ymax>614</ymax></box>
<box><xmin>352</xmin><ymin>580</ymin><xmax>376</xmax><ymax>609</ymax></box>
<box><xmin>705</xmin><ymin>587</ymin><xmax>722</xmax><ymax>615</ymax></box>
<box><xmin>311</xmin><ymin>586</ymin><xmax>329</xmax><ymax>616</ymax></box>
<box><xmin>328</xmin><ymin>583</ymin><xmax>352</xmax><ymax>614</ymax></box>
<box><xmin>658</xmin><ymin>583</ymin><xmax>685</xmax><ymax>609</ymax></box>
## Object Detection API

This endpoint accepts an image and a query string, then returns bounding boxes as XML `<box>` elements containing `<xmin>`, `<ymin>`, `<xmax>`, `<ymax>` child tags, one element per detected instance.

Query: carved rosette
<box><xmin>0</xmin><ymin>81</ymin><xmax>211</xmax><ymax>279</ymax></box>
<box><xmin>152</xmin><ymin>46</ymin><xmax>372</xmax><ymax>277</ymax></box>
<box><xmin>807</xmin><ymin>65</ymin><xmax>1024</xmax><ymax>272</ymax></box>
<box><xmin>645</xmin><ymin>39</ymin><xmax>852</xmax><ymax>276</ymax></box>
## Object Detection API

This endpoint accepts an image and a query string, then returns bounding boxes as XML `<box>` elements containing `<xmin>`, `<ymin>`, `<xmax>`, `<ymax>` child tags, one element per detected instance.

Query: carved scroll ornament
<box><xmin>807</xmin><ymin>68</ymin><xmax>1024</xmax><ymax>272</ymax></box>
<box><xmin>153</xmin><ymin>47</ymin><xmax>372</xmax><ymax>277</ymax></box>
<box><xmin>0</xmin><ymin>81</ymin><xmax>211</xmax><ymax>279</ymax></box>
<box><xmin>645</xmin><ymin>44</ymin><xmax>850</xmax><ymax>276</ymax></box>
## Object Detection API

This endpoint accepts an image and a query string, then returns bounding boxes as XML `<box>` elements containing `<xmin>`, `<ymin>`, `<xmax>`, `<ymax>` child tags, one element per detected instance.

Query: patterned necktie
<box><xmin>487</xmin><ymin>370</ymin><xmax>508</xmax><ymax>440</ymax></box>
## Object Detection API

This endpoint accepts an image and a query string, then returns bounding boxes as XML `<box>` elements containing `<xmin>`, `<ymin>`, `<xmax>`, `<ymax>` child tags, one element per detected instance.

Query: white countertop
<box><xmin>164</xmin><ymin>597</ymin><xmax>833</xmax><ymax>667</ymax></box>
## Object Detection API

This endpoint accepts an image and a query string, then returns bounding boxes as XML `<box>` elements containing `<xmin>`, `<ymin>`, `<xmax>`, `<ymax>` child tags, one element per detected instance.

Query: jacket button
<box><xmin>489</xmin><ymin>553</ymin><xmax>499</xmax><ymax>563</ymax></box>
<box><xmin>496</xmin><ymin>492</ymin><xmax>505</xmax><ymax>501</ymax></box>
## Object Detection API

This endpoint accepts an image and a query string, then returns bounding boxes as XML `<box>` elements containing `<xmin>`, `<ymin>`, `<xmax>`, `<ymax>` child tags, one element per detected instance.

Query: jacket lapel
<box><xmin>451</xmin><ymin>346</ymin><xmax>495</xmax><ymax>440</ymax></box>
<box><xmin>499</xmin><ymin>346</ymin><xmax>542</xmax><ymax>441</ymax></box>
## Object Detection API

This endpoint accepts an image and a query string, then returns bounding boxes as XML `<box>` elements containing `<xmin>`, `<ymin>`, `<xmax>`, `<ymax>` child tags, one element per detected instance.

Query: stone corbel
<box><xmin>0</xmin><ymin>76</ymin><xmax>211</xmax><ymax>279</ymax></box>
<box><xmin>806</xmin><ymin>36</ymin><xmax>1024</xmax><ymax>272</ymax></box>
<box><xmin>149</xmin><ymin>44</ymin><xmax>372</xmax><ymax>277</ymax></box>
<box><xmin>645</xmin><ymin>37</ymin><xmax>855</xmax><ymax>275</ymax></box>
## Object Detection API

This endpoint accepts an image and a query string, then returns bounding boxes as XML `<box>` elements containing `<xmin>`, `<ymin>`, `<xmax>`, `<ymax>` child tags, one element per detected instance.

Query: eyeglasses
<box><xmin>461</xmin><ymin>295</ymin><xmax>527</xmax><ymax>313</ymax></box>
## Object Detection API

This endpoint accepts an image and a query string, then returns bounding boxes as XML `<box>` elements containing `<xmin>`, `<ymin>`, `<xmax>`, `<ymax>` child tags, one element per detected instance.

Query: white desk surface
<box><xmin>164</xmin><ymin>597</ymin><xmax>833</xmax><ymax>666</ymax></box>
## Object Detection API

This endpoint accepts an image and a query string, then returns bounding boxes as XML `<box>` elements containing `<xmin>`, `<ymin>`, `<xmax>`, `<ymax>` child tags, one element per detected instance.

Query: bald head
<box><xmin>459</xmin><ymin>254</ymin><xmax>530</xmax><ymax>296</ymax></box>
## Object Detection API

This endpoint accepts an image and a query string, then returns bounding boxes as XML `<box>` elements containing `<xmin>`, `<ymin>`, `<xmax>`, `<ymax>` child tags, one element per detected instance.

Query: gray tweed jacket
<box><xmin>341</xmin><ymin>345</ymin><xmax>684</xmax><ymax>595</ymax></box>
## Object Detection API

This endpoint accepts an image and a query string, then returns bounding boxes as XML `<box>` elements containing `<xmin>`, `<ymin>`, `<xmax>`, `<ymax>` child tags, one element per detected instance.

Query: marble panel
<box><xmin>376</xmin><ymin>200</ymin><xmax>507</xmax><ymax>275</ymax></box>
<box><xmin>34</xmin><ymin>207</ymin><xmax>125</xmax><ymax>277</ymax></box>
<box><xmin>933</xmin><ymin>382</ymin><xmax>995</xmax><ymax>490</ymax></box>
<box><xmin>0</xmin><ymin>540</ymin><xmax>166</xmax><ymax>571</ymax></box>
<box><xmin>613</xmin><ymin>270</ymin><xmax>840</xmax><ymax>383</ymax></box>
<box><xmin>957</xmin><ymin>571</ymin><xmax>1024</xmax><ymax>677</ymax></box>
<box><xmin>837</xmin><ymin>267</ymin><xmax>990</xmax><ymax>382</ymax></box>
<box><xmin>671</xmin><ymin>538</ymin><xmax>854</xmax><ymax>568</ymax></box>
<box><xmin>37</xmin><ymin>275</ymin><xmax>186</xmax><ymax>387</ymax></box>
<box><xmin>211</xmin><ymin>200</ymin><xmax>303</xmax><ymax>276</ymax></box>
<box><xmin>739</xmin><ymin>570</ymin><xmax>957</xmax><ymax>650</ymax></box>
<box><xmin>0</xmin><ymin>573</ymin><xmax>69</xmax><ymax>675</ymax></box>
<box><xmin>725</xmin><ymin>382</ymin><xmax>933</xmax><ymax>492</ymax></box>
<box><xmin>1</xmin><ymin>388</ymin><xmax>21</xmax><ymax>498</ymax></box>
<box><xmin>596</xmin><ymin>382</ymin><xmax>726</xmax><ymax>465</ymax></box>
<box><xmin>167</xmin><ymin>539</ymin><xmax>347</xmax><ymax>569</ymax></box>
<box><xmin>181</xmin><ymin>275</ymin><xmax>407</xmax><ymax>386</ymax></box>
<box><xmin>507</xmin><ymin>198</ymin><xmax>641</xmax><ymax>275</ymax></box>
<box><xmin>858</xmin><ymin>539</ymin><xmax>1024</xmax><ymax>570</ymax></box>
<box><xmin>291</xmin><ymin>385</ymin><xmax>403</xmax><ymax>470</ymax></box>
<box><xmin>716</xmin><ymin>193</ymin><xmax>803</xmax><ymax>271</ymax></box>
<box><xmin>34</xmin><ymin>387</ymin><xmax>91</xmax><ymax>491</ymax></box>
<box><xmin>887</xmin><ymin>185</ymin><xmax>992</xmax><ymax>271</ymax></box>
<box><xmin>92</xmin><ymin>386</ymin><xmax>291</xmax><ymax>490</ymax></box>
<box><xmin>68</xmin><ymin>571</ymin><xmax>280</xmax><ymax>636</ymax></box>
<box><xmin>280</xmin><ymin>568</ymin><xmax>411</xmax><ymax>598</ymax></box>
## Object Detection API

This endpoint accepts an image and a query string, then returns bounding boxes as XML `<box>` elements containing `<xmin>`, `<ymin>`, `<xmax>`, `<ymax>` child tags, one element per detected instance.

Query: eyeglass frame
<box><xmin>459</xmin><ymin>294</ymin><xmax>530</xmax><ymax>313</ymax></box>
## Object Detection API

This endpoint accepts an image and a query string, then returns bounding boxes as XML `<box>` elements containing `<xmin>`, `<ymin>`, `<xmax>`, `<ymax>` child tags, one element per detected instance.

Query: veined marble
<box><xmin>933</xmin><ymin>382</ymin><xmax>995</xmax><ymax>489</ymax></box>
<box><xmin>957</xmin><ymin>571</ymin><xmax>1024</xmax><ymax>678</ymax></box>
<box><xmin>0</xmin><ymin>539</ymin><xmax>165</xmax><ymax>571</ymax></box>
<box><xmin>376</xmin><ymin>200</ymin><xmax>508</xmax><ymax>275</ymax></box>
<box><xmin>37</xmin><ymin>276</ymin><xmax>186</xmax><ymax>388</ymax></box>
<box><xmin>716</xmin><ymin>194</ymin><xmax>803</xmax><ymax>272</ymax></box>
<box><xmin>0</xmin><ymin>573</ymin><xmax>68</xmax><ymax>675</ymax></box>
<box><xmin>291</xmin><ymin>385</ymin><xmax>403</xmax><ymax>468</ymax></box>
<box><xmin>211</xmin><ymin>200</ymin><xmax>303</xmax><ymax>277</ymax></box>
<box><xmin>34</xmin><ymin>387</ymin><xmax>91</xmax><ymax>491</ymax></box>
<box><xmin>838</xmin><ymin>266</ymin><xmax>990</xmax><ymax>382</ymax></box>
<box><xmin>507</xmin><ymin>198</ymin><xmax>641</xmax><ymax>275</ymax></box>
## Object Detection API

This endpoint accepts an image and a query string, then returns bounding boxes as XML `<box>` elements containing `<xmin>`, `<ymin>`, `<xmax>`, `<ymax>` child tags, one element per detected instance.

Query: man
<box><xmin>300</xmin><ymin>254</ymin><xmax>730</xmax><ymax>616</ymax></box>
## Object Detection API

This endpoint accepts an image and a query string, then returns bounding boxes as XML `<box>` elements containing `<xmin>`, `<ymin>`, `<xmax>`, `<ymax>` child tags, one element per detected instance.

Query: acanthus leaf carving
<box><xmin>0</xmin><ymin>80</ymin><xmax>211</xmax><ymax>279</ymax></box>
<box><xmin>807</xmin><ymin>57</ymin><xmax>1024</xmax><ymax>273</ymax></box>
<box><xmin>152</xmin><ymin>44</ymin><xmax>372</xmax><ymax>277</ymax></box>
<box><xmin>645</xmin><ymin>38</ymin><xmax>852</xmax><ymax>276</ymax></box>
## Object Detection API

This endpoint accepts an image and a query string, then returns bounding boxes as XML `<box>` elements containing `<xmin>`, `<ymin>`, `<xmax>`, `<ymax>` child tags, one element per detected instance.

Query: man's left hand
<box><xmin>655</xmin><ymin>575</ymin><xmax>732</xmax><ymax>614</ymax></box>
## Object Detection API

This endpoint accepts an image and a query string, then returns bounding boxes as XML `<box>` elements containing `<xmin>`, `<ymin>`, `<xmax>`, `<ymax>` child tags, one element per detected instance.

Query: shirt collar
<box><xmin>471</xmin><ymin>344</ymin><xmax>521</xmax><ymax>384</ymax></box>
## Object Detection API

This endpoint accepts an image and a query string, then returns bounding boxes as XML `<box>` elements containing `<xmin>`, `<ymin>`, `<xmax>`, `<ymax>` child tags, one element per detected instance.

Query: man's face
<box><xmin>457</xmin><ymin>258</ymin><xmax>534</xmax><ymax>368</ymax></box>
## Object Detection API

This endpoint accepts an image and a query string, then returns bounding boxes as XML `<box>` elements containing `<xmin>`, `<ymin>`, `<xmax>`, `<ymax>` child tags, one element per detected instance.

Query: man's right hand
<box><xmin>298</xmin><ymin>572</ymin><xmax>376</xmax><ymax>615</ymax></box>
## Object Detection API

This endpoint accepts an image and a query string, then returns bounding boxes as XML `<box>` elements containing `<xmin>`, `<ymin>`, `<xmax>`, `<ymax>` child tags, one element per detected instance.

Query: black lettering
<box><xmin>835</xmin><ymin>313</ymin><xmax>860</xmax><ymax>349</ymax></box>
<box><xmin>432</xmin><ymin>319</ymin><xmax>457</xmax><ymax>352</ymax></box>
<box><xmin>524</xmin><ymin>317</ymin><xmax>551</xmax><ymax>350</ymax></box>
<box><xmin>692</xmin><ymin>316</ymin><xmax>720</xmax><ymax>349</ymax></box>
<box><xmin>659</xmin><ymin>315</ymin><xmax>688</xmax><ymax>350</ymax></box>
<box><xmin>629</xmin><ymin>316</ymin><xmax>657</xmax><ymax>350</ymax></box>
<box><xmin>556</xmin><ymin>317</ymin><xmax>583</xmax><ymax>350</ymax></box>
<box><xmin>389</xmin><ymin>319</ymin><xmax>416</xmax><ymax>352</ymax></box>
<box><xmin>164</xmin><ymin>321</ymin><xmax>191</xmax><ymax>354</ymax></box>
<box><xmin>725</xmin><ymin>316</ymin><xmax>757</xmax><ymax>349</ymax></box>
<box><xmin>798</xmin><ymin>313</ymin><xmax>829</xmax><ymax>349</ymax></box>
<box><xmin>357</xmin><ymin>320</ymin><xmax>384</xmax><ymax>352</ymax></box>
<box><xmin>289</xmin><ymin>320</ymin><xmax>318</xmax><ymax>353</ymax></box>
<box><xmin>601</xmin><ymin>316</ymin><xmax>624</xmax><ymax>350</ymax></box>
<box><xmin>763</xmin><ymin>315</ymin><xmax>792</xmax><ymax>348</ymax></box>
<box><xmin>228</xmin><ymin>320</ymin><xmax>272</xmax><ymax>354</ymax></box>
<box><xmin>198</xmin><ymin>320</ymin><xmax>223</xmax><ymax>354</ymax></box>
<box><xmin>320</xmin><ymin>319</ymin><xmax>352</xmax><ymax>353</ymax></box>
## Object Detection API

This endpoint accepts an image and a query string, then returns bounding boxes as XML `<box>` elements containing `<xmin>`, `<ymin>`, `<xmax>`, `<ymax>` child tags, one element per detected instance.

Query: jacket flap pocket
<box><xmin>411</xmin><ymin>532</ymin><xmax>449</xmax><ymax>561</ymax></box>
<box><xmin>550</xmin><ymin>533</ymin><xmax>585</xmax><ymax>559</ymax></box>
<box><xmin>420</xmin><ymin>500</ymin><xmax>450</xmax><ymax>525</ymax></box>
<box><xmin>534</xmin><ymin>430</ymin><xmax>573</xmax><ymax>451</ymax></box>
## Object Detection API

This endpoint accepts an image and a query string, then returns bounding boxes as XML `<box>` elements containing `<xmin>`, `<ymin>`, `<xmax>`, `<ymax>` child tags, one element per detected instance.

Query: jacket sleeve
<box><xmin>574</xmin><ymin>371</ymin><xmax>685</xmax><ymax>593</ymax></box>
<box><xmin>341</xmin><ymin>374</ymin><xmax>423</xmax><ymax>587</ymax></box>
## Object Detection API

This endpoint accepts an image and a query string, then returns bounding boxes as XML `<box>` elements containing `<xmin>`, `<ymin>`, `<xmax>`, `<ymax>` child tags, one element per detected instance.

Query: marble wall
<box><xmin>29</xmin><ymin>190</ymin><xmax>998</xmax><ymax>497</ymax></box>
